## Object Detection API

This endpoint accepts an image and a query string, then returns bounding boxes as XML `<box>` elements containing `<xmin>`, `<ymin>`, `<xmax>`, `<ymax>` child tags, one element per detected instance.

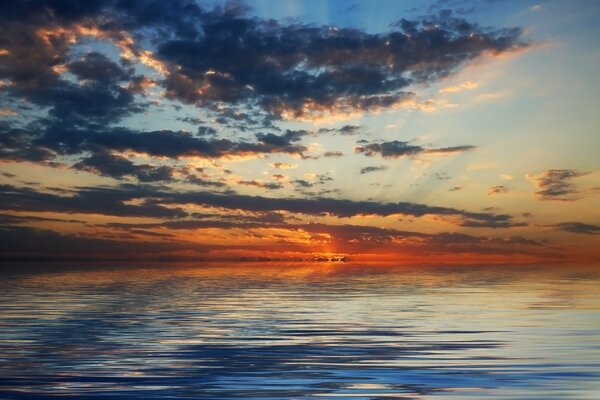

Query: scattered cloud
<box><xmin>488</xmin><ymin>185</ymin><xmax>509</xmax><ymax>195</ymax></box>
<box><xmin>356</xmin><ymin>140</ymin><xmax>475</xmax><ymax>158</ymax></box>
<box><xmin>553</xmin><ymin>222</ymin><xmax>600</xmax><ymax>235</ymax></box>
<box><xmin>360</xmin><ymin>165</ymin><xmax>388</xmax><ymax>174</ymax></box>
<box><xmin>527</xmin><ymin>169</ymin><xmax>589</xmax><ymax>201</ymax></box>
<box><xmin>238</xmin><ymin>180</ymin><xmax>283</xmax><ymax>190</ymax></box>
<box><xmin>270</xmin><ymin>162</ymin><xmax>297</xmax><ymax>169</ymax></box>
<box><xmin>0</xmin><ymin>1</ymin><xmax>568</xmax><ymax>261</ymax></box>
<box><xmin>0</xmin><ymin>183</ymin><xmax>521</xmax><ymax>228</ymax></box>
<box><xmin>318</xmin><ymin>125</ymin><xmax>362</xmax><ymax>136</ymax></box>
<box><xmin>323</xmin><ymin>151</ymin><xmax>344</xmax><ymax>158</ymax></box>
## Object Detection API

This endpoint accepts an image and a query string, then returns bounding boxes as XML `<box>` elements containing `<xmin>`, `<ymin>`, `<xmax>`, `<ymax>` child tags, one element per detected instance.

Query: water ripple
<box><xmin>0</xmin><ymin>263</ymin><xmax>599</xmax><ymax>398</ymax></box>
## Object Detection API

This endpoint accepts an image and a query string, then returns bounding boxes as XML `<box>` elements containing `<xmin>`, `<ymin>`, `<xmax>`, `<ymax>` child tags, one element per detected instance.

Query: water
<box><xmin>0</xmin><ymin>263</ymin><xmax>599</xmax><ymax>399</ymax></box>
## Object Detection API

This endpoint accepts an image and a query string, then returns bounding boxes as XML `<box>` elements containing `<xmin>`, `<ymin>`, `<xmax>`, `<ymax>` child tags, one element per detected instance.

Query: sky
<box><xmin>0</xmin><ymin>0</ymin><xmax>599</xmax><ymax>264</ymax></box>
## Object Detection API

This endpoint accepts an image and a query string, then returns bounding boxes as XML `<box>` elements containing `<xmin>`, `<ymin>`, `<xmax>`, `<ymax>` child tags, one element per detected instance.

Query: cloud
<box><xmin>0</xmin><ymin>225</ymin><xmax>201</xmax><ymax>262</ymax></box>
<box><xmin>291</xmin><ymin>179</ymin><xmax>314</xmax><ymax>188</ymax></box>
<box><xmin>2</xmin><ymin>41</ymin><xmax>143</xmax><ymax>125</ymax></box>
<box><xmin>0</xmin><ymin>124</ymin><xmax>57</xmax><ymax>162</ymax></box>
<box><xmin>0</xmin><ymin>0</ymin><xmax>528</xmax><ymax>127</ymax></box>
<box><xmin>68</xmin><ymin>52</ymin><xmax>133</xmax><ymax>84</ymax></box>
<box><xmin>360</xmin><ymin>165</ymin><xmax>388</xmax><ymax>174</ymax></box>
<box><xmin>0</xmin><ymin>183</ymin><xmax>522</xmax><ymax>229</ymax></box>
<box><xmin>270</xmin><ymin>162</ymin><xmax>297</xmax><ymax>169</ymax></box>
<box><xmin>238</xmin><ymin>180</ymin><xmax>283</xmax><ymax>190</ymax></box>
<box><xmin>488</xmin><ymin>185</ymin><xmax>509</xmax><ymax>195</ymax></box>
<box><xmin>185</xmin><ymin>173</ymin><xmax>227</xmax><ymax>188</ymax></box>
<box><xmin>460</xmin><ymin>220</ymin><xmax>527</xmax><ymax>229</ymax></box>
<box><xmin>160</xmin><ymin>189</ymin><xmax>519</xmax><ymax>228</ymax></box>
<box><xmin>0</xmin><ymin>1</ymin><xmax>547</xmax><ymax>261</ymax></box>
<box><xmin>74</xmin><ymin>149</ymin><xmax>176</xmax><ymax>182</ymax></box>
<box><xmin>98</xmin><ymin>217</ymin><xmax>542</xmax><ymax>255</ymax></box>
<box><xmin>0</xmin><ymin>123</ymin><xmax>308</xmax><ymax>169</ymax></box>
<box><xmin>0</xmin><ymin>108</ymin><xmax>17</xmax><ymax>116</ymax></box>
<box><xmin>527</xmin><ymin>169</ymin><xmax>589</xmax><ymax>201</ymax></box>
<box><xmin>157</xmin><ymin>9</ymin><xmax>525</xmax><ymax>120</ymax></box>
<box><xmin>553</xmin><ymin>222</ymin><xmax>600</xmax><ymax>235</ymax></box>
<box><xmin>355</xmin><ymin>140</ymin><xmax>475</xmax><ymax>158</ymax></box>
<box><xmin>0</xmin><ymin>215</ymin><xmax>545</xmax><ymax>261</ymax></box>
<box><xmin>318</xmin><ymin>125</ymin><xmax>363</xmax><ymax>136</ymax></box>
<box><xmin>439</xmin><ymin>80</ymin><xmax>478</xmax><ymax>94</ymax></box>
<box><xmin>323</xmin><ymin>151</ymin><xmax>344</xmax><ymax>158</ymax></box>
<box><xmin>0</xmin><ymin>184</ymin><xmax>187</xmax><ymax>219</ymax></box>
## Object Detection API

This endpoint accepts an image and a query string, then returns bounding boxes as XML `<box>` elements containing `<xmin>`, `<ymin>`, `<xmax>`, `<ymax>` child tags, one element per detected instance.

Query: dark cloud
<box><xmin>424</xmin><ymin>231</ymin><xmax>542</xmax><ymax>254</ymax></box>
<box><xmin>238</xmin><ymin>180</ymin><xmax>283</xmax><ymax>190</ymax></box>
<box><xmin>74</xmin><ymin>149</ymin><xmax>176</xmax><ymax>182</ymax></box>
<box><xmin>255</xmin><ymin>130</ymin><xmax>306</xmax><ymax>147</ymax></box>
<box><xmin>488</xmin><ymin>185</ymin><xmax>509</xmax><ymax>195</ymax></box>
<box><xmin>184</xmin><ymin>170</ymin><xmax>227</xmax><ymax>188</ymax></box>
<box><xmin>554</xmin><ymin>222</ymin><xmax>600</xmax><ymax>235</ymax></box>
<box><xmin>449</xmin><ymin>186</ymin><xmax>463</xmax><ymax>192</ymax></box>
<box><xmin>0</xmin><ymin>183</ymin><xmax>521</xmax><ymax>228</ymax></box>
<box><xmin>360</xmin><ymin>165</ymin><xmax>388</xmax><ymax>174</ymax></box>
<box><xmin>0</xmin><ymin>125</ymin><xmax>57</xmax><ymax>162</ymax></box>
<box><xmin>459</xmin><ymin>220</ymin><xmax>527</xmax><ymax>229</ymax></box>
<box><xmin>0</xmin><ymin>1</ymin><xmax>543</xmax><ymax>261</ymax></box>
<box><xmin>151</xmin><ymin>6</ymin><xmax>526</xmax><ymax>119</ymax></box>
<box><xmin>530</xmin><ymin>169</ymin><xmax>588</xmax><ymax>201</ymax></box>
<box><xmin>68</xmin><ymin>52</ymin><xmax>133</xmax><ymax>84</ymax></box>
<box><xmin>24</xmin><ymin>77</ymin><xmax>141</xmax><ymax>126</ymax></box>
<box><xmin>0</xmin><ymin>225</ymin><xmax>204</xmax><ymax>262</ymax></box>
<box><xmin>0</xmin><ymin>184</ymin><xmax>186</xmax><ymax>219</ymax></box>
<box><xmin>318</xmin><ymin>125</ymin><xmax>362</xmax><ymax>136</ymax></box>
<box><xmin>0</xmin><ymin>213</ymin><xmax>83</xmax><ymax>225</ymax></box>
<box><xmin>0</xmin><ymin>0</ymin><xmax>527</xmax><ymax>127</ymax></box>
<box><xmin>1</xmin><ymin>123</ymin><xmax>308</xmax><ymax>169</ymax></box>
<box><xmin>291</xmin><ymin>179</ymin><xmax>314</xmax><ymax>188</ymax></box>
<box><xmin>2</xmin><ymin>44</ymin><xmax>142</xmax><ymax>125</ymax></box>
<box><xmin>177</xmin><ymin>116</ymin><xmax>205</xmax><ymax>125</ymax></box>
<box><xmin>197</xmin><ymin>126</ymin><xmax>218</xmax><ymax>136</ymax></box>
<box><xmin>356</xmin><ymin>140</ymin><xmax>475</xmax><ymax>158</ymax></box>
<box><xmin>160</xmin><ymin>188</ymin><xmax>518</xmax><ymax>228</ymax></box>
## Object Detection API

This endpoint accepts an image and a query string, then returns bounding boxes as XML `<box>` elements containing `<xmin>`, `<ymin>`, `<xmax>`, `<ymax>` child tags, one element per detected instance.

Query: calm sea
<box><xmin>0</xmin><ymin>263</ymin><xmax>599</xmax><ymax>399</ymax></box>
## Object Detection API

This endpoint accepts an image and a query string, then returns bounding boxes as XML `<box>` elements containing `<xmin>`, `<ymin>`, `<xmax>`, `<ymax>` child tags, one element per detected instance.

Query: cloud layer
<box><xmin>2</xmin><ymin>1</ymin><xmax>592</xmax><ymax>263</ymax></box>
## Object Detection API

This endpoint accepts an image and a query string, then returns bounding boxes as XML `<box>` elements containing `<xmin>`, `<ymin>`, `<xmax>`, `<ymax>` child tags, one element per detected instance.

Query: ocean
<box><xmin>0</xmin><ymin>263</ymin><xmax>598</xmax><ymax>399</ymax></box>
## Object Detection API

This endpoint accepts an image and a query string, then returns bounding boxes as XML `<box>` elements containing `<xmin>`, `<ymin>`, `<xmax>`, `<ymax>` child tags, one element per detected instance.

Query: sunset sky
<box><xmin>1</xmin><ymin>0</ymin><xmax>599</xmax><ymax>263</ymax></box>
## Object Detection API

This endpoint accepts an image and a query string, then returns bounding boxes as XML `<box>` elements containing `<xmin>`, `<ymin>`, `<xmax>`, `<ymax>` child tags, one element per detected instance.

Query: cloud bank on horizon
<box><xmin>0</xmin><ymin>0</ymin><xmax>598</xmax><ymax>263</ymax></box>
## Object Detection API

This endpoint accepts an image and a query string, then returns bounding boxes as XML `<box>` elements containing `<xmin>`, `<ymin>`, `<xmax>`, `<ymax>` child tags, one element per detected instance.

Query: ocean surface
<box><xmin>0</xmin><ymin>263</ymin><xmax>599</xmax><ymax>399</ymax></box>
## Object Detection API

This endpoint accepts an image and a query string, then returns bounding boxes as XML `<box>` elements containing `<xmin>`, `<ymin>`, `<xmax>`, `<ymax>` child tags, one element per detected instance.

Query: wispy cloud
<box><xmin>360</xmin><ymin>165</ymin><xmax>388</xmax><ymax>174</ymax></box>
<box><xmin>488</xmin><ymin>185</ymin><xmax>509</xmax><ymax>195</ymax></box>
<box><xmin>355</xmin><ymin>140</ymin><xmax>475</xmax><ymax>158</ymax></box>
<box><xmin>553</xmin><ymin>222</ymin><xmax>600</xmax><ymax>235</ymax></box>
<box><xmin>527</xmin><ymin>169</ymin><xmax>589</xmax><ymax>201</ymax></box>
<box><xmin>439</xmin><ymin>80</ymin><xmax>479</xmax><ymax>94</ymax></box>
